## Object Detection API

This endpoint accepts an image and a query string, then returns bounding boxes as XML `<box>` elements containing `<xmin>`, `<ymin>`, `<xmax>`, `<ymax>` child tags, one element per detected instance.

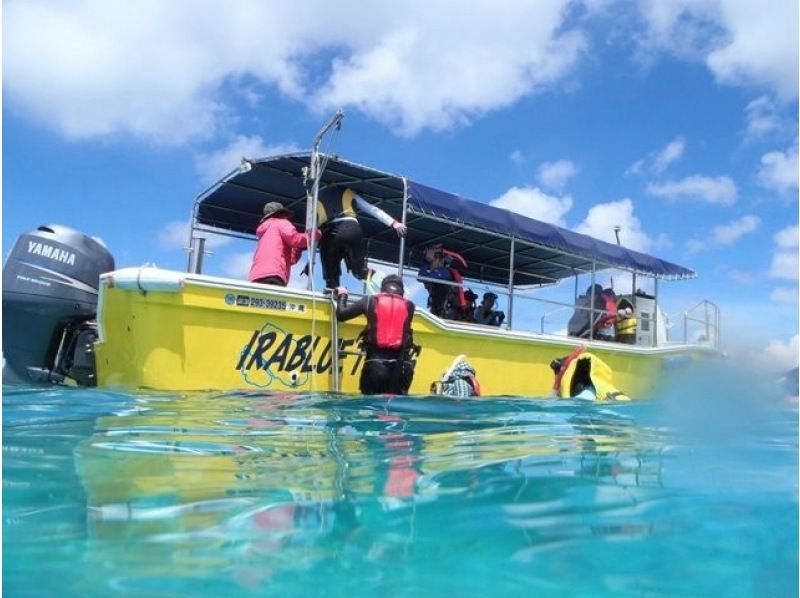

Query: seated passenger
<box><xmin>474</xmin><ymin>292</ymin><xmax>505</xmax><ymax>327</ymax></box>
<box><xmin>615</xmin><ymin>298</ymin><xmax>637</xmax><ymax>344</ymax></box>
<box><xmin>418</xmin><ymin>244</ymin><xmax>469</xmax><ymax>319</ymax></box>
<box><xmin>461</xmin><ymin>289</ymin><xmax>479</xmax><ymax>322</ymax></box>
<box><xmin>567</xmin><ymin>284</ymin><xmax>605</xmax><ymax>338</ymax></box>
<box><xmin>593</xmin><ymin>288</ymin><xmax>618</xmax><ymax>341</ymax></box>
<box><xmin>418</xmin><ymin>246</ymin><xmax>453</xmax><ymax>317</ymax></box>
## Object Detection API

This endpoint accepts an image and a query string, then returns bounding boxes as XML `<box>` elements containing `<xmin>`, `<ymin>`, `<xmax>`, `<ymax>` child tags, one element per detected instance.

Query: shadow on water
<box><xmin>3</xmin><ymin>364</ymin><xmax>797</xmax><ymax>597</ymax></box>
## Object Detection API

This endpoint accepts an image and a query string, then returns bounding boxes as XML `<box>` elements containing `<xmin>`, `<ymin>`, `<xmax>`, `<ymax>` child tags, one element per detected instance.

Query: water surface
<box><xmin>4</xmin><ymin>366</ymin><xmax>797</xmax><ymax>597</ymax></box>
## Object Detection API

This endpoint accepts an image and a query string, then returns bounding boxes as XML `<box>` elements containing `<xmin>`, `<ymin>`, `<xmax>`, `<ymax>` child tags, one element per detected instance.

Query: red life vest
<box><xmin>595</xmin><ymin>292</ymin><xmax>618</xmax><ymax>330</ymax></box>
<box><xmin>449</xmin><ymin>268</ymin><xmax>466</xmax><ymax>310</ymax></box>
<box><xmin>466</xmin><ymin>374</ymin><xmax>481</xmax><ymax>396</ymax></box>
<box><xmin>369</xmin><ymin>293</ymin><xmax>411</xmax><ymax>350</ymax></box>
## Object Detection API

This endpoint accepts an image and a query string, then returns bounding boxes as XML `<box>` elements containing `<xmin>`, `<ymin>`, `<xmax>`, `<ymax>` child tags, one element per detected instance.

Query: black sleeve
<box><xmin>337</xmin><ymin>296</ymin><xmax>369</xmax><ymax>322</ymax></box>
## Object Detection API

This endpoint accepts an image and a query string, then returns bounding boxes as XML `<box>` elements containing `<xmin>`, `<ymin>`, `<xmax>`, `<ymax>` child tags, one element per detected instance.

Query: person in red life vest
<box><xmin>316</xmin><ymin>185</ymin><xmax>407</xmax><ymax>290</ymax></box>
<box><xmin>249</xmin><ymin>202</ymin><xmax>320</xmax><ymax>286</ymax></box>
<box><xmin>593</xmin><ymin>287</ymin><xmax>618</xmax><ymax>341</ymax></box>
<box><xmin>418</xmin><ymin>244</ymin><xmax>468</xmax><ymax>319</ymax></box>
<box><xmin>334</xmin><ymin>274</ymin><xmax>416</xmax><ymax>395</ymax></box>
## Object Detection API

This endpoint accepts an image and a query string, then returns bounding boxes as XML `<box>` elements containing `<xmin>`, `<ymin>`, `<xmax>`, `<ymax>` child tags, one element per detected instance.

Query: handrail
<box><xmin>540</xmin><ymin>305</ymin><xmax>571</xmax><ymax>333</ymax></box>
<box><xmin>682</xmin><ymin>299</ymin><xmax>720</xmax><ymax>349</ymax></box>
<box><xmin>403</xmin><ymin>267</ymin><xmax>721</xmax><ymax>350</ymax></box>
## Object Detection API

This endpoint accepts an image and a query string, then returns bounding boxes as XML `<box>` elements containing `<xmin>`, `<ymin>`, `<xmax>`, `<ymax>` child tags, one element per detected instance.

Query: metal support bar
<box><xmin>187</xmin><ymin>234</ymin><xmax>207</xmax><ymax>274</ymax></box>
<box><xmin>507</xmin><ymin>238</ymin><xmax>516</xmax><ymax>330</ymax></box>
<box><xmin>397</xmin><ymin>177</ymin><xmax>408</xmax><ymax>276</ymax></box>
<box><xmin>589</xmin><ymin>261</ymin><xmax>596</xmax><ymax>340</ymax></box>
<box><xmin>653</xmin><ymin>276</ymin><xmax>659</xmax><ymax>347</ymax></box>
<box><xmin>330</xmin><ymin>295</ymin><xmax>340</xmax><ymax>392</ymax></box>
<box><xmin>305</xmin><ymin>110</ymin><xmax>344</xmax><ymax>291</ymax></box>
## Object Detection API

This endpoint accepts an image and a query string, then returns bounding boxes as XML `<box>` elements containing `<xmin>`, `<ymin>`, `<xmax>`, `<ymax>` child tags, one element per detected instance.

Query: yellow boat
<box><xmin>2</xmin><ymin>114</ymin><xmax>719</xmax><ymax>397</ymax></box>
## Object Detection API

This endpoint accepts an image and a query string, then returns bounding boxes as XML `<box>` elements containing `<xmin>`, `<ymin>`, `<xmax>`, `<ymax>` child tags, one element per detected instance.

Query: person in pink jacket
<box><xmin>248</xmin><ymin>202</ymin><xmax>317</xmax><ymax>286</ymax></box>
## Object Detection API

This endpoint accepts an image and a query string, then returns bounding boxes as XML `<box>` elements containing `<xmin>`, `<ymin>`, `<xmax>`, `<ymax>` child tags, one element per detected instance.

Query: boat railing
<box><xmin>409</xmin><ymin>271</ymin><xmax>720</xmax><ymax>350</ymax></box>
<box><xmin>680</xmin><ymin>299</ymin><xmax>721</xmax><ymax>350</ymax></box>
<box><xmin>414</xmin><ymin>273</ymin><xmax>611</xmax><ymax>340</ymax></box>
<box><xmin>540</xmin><ymin>305</ymin><xmax>571</xmax><ymax>334</ymax></box>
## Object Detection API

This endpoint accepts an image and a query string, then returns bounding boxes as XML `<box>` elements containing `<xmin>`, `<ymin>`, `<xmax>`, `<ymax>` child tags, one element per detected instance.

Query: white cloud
<box><xmin>4</xmin><ymin>0</ymin><xmax>586</xmax><ymax>142</ymax></box>
<box><xmin>757</xmin><ymin>144</ymin><xmax>799</xmax><ymax>195</ymax></box>
<box><xmin>217</xmin><ymin>249</ymin><xmax>312</xmax><ymax>288</ymax></box>
<box><xmin>509</xmin><ymin>150</ymin><xmax>525</xmax><ymax>166</ymax></box>
<box><xmin>490</xmin><ymin>186</ymin><xmax>573</xmax><ymax>226</ymax></box>
<box><xmin>711</xmin><ymin>215</ymin><xmax>760</xmax><ymax>245</ymax></box>
<box><xmin>685</xmin><ymin>239</ymin><xmax>707</xmax><ymax>255</ymax></box>
<box><xmin>652</xmin><ymin>137</ymin><xmax>686</xmax><ymax>173</ymax></box>
<box><xmin>770</xmin><ymin>252</ymin><xmax>799</xmax><ymax>281</ymax></box>
<box><xmin>729</xmin><ymin>269</ymin><xmax>756</xmax><ymax>285</ymax></box>
<box><xmin>195</xmin><ymin>136</ymin><xmax>300</xmax><ymax>185</ymax></box>
<box><xmin>573</xmin><ymin>198</ymin><xmax>651</xmax><ymax>252</ymax></box>
<box><xmin>626</xmin><ymin>136</ymin><xmax>686</xmax><ymax>176</ymax></box>
<box><xmin>635</xmin><ymin>0</ymin><xmax>798</xmax><ymax>100</ymax></box>
<box><xmin>686</xmin><ymin>214</ymin><xmax>760</xmax><ymax>254</ymax></box>
<box><xmin>219</xmin><ymin>251</ymin><xmax>253</xmax><ymax>280</ymax></box>
<box><xmin>704</xmin><ymin>1</ymin><xmax>799</xmax><ymax>101</ymax></box>
<box><xmin>157</xmin><ymin>220</ymin><xmax>232</xmax><ymax>252</ymax></box>
<box><xmin>646</xmin><ymin>174</ymin><xmax>738</xmax><ymax>206</ymax></box>
<box><xmin>626</xmin><ymin>159</ymin><xmax>645</xmax><ymax>176</ymax></box>
<box><xmin>536</xmin><ymin>159</ymin><xmax>577</xmax><ymax>191</ymax></box>
<box><xmin>744</xmin><ymin>95</ymin><xmax>781</xmax><ymax>140</ymax></box>
<box><xmin>759</xmin><ymin>334</ymin><xmax>799</xmax><ymax>373</ymax></box>
<box><xmin>770</xmin><ymin>286</ymin><xmax>798</xmax><ymax>304</ymax></box>
<box><xmin>769</xmin><ymin>225</ymin><xmax>799</xmax><ymax>280</ymax></box>
<box><xmin>775</xmin><ymin>225</ymin><xmax>799</xmax><ymax>249</ymax></box>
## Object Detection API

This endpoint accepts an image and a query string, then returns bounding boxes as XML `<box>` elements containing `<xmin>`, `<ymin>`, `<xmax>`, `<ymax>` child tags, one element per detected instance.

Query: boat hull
<box><xmin>95</xmin><ymin>269</ymin><xmax>711</xmax><ymax>396</ymax></box>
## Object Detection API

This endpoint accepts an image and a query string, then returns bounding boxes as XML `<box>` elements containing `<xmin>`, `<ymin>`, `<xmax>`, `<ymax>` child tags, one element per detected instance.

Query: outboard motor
<box><xmin>2</xmin><ymin>224</ymin><xmax>114</xmax><ymax>386</ymax></box>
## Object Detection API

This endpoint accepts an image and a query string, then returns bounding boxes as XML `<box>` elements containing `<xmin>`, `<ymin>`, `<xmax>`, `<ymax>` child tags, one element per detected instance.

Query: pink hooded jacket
<box><xmin>248</xmin><ymin>217</ymin><xmax>309</xmax><ymax>285</ymax></box>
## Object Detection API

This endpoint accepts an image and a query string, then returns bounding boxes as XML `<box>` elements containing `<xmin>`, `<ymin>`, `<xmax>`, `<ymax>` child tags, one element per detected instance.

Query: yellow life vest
<box><xmin>316</xmin><ymin>187</ymin><xmax>357</xmax><ymax>226</ymax></box>
<box><xmin>616</xmin><ymin>299</ymin><xmax>637</xmax><ymax>336</ymax></box>
<box><xmin>559</xmin><ymin>352</ymin><xmax>630</xmax><ymax>401</ymax></box>
<box><xmin>616</xmin><ymin>315</ymin><xmax>637</xmax><ymax>335</ymax></box>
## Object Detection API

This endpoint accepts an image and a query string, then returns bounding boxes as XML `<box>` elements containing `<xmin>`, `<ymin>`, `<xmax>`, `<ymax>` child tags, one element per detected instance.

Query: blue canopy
<box><xmin>194</xmin><ymin>153</ymin><xmax>696</xmax><ymax>285</ymax></box>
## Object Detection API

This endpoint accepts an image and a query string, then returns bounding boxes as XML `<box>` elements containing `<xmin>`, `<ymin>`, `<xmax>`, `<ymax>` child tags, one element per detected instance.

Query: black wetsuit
<box><xmin>320</xmin><ymin>220</ymin><xmax>367</xmax><ymax>289</ymax></box>
<box><xmin>336</xmin><ymin>293</ymin><xmax>416</xmax><ymax>395</ymax></box>
<box><xmin>317</xmin><ymin>187</ymin><xmax>396</xmax><ymax>289</ymax></box>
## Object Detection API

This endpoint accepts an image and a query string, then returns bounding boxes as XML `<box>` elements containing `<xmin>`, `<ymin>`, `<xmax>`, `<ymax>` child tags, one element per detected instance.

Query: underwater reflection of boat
<box><xmin>73</xmin><ymin>394</ymin><xmax>668</xmax><ymax>590</ymax></box>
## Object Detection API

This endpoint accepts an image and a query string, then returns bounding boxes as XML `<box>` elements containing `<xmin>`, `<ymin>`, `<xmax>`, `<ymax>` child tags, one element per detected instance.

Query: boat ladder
<box><xmin>328</xmin><ymin>294</ymin><xmax>364</xmax><ymax>393</ymax></box>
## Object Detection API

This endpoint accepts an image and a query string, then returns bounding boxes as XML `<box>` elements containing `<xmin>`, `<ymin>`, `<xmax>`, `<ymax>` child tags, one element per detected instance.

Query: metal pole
<box><xmin>305</xmin><ymin>160</ymin><xmax>319</xmax><ymax>290</ymax></box>
<box><xmin>187</xmin><ymin>234</ymin><xmax>206</xmax><ymax>274</ymax></box>
<box><xmin>683</xmin><ymin>311</ymin><xmax>689</xmax><ymax>344</ymax></box>
<box><xmin>589</xmin><ymin>261</ymin><xmax>596</xmax><ymax>340</ymax></box>
<box><xmin>305</xmin><ymin>110</ymin><xmax>344</xmax><ymax>291</ymax></box>
<box><xmin>574</xmin><ymin>273</ymin><xmax>578</xmax><ymax>304</ymax></box>
<box><xmin>507</xmin><ymin>238</ymin><xmax>516</xmax><ymax>330</ymax></box>
<box><xmin>330</xmin><ymin>295</ymin><xmax>340</xmax><ymax>392</ymax></box>
<box><xmin>704</xmin><ymin>301</ymin><xmax>710</xmax><ymax>343</ymax></box>
<box><xmin>653</xmin><ymin>276</ymin><xmax>659</xmax><ymax>347</ymax></box>
<box><xmin>397</xmin><ymin>177</ymin><xmax>408</xmax><ymax>276</ymax></box>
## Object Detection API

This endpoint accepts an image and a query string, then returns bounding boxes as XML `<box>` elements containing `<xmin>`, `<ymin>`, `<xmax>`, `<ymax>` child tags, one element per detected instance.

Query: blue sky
<box><xmin>3</xmin><ymin>0</ymin><xmax>798</xmax><ymax>369</ymax></box>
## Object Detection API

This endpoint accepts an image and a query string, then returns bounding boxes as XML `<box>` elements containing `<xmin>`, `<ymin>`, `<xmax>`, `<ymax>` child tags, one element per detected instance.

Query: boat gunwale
<box><xmin>97</xmin><ymin>267</ymin><xmax>717</xmax><ymax>356</ymax></box>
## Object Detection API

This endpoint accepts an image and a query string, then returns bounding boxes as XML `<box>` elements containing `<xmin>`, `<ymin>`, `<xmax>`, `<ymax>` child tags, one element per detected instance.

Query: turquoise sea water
<box><xmin>4</xmin><ymin>364</ymin><xmax>798</xmax><ymax>597</ymax></box>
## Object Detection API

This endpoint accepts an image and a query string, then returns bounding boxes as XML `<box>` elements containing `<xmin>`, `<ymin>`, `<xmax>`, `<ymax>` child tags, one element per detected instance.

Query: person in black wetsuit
<box><xmin>334</xmin><ymin>274</ymin><xmax>416</xmax><ymax>395</ymax></box>
<box><xmin>316</xmin><ymin>185</ymin><xmax>407</xmax><ymax>290</ymax></box>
